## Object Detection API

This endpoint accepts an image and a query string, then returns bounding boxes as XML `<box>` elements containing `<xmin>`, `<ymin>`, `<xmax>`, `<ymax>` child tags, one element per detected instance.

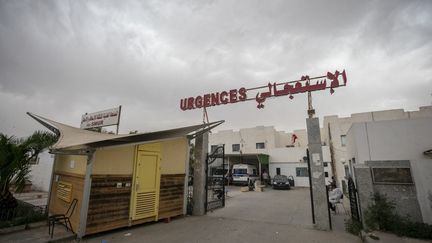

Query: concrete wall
<box><xmin>367</xmin><ymin>160</ymin><xmax>422</xmax><ymax>222</ymax></box>
<box><xmin>411</xmin><ymin>159</ymin><xmax>432</xmax><ymax>224</ymax></box>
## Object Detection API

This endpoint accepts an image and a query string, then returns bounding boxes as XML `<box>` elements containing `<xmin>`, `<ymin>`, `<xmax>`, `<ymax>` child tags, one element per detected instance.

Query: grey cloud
<box><xmin>0</xmin><ymin>0</ymin><xmax>431</xmax><ymax>138</ymax></box>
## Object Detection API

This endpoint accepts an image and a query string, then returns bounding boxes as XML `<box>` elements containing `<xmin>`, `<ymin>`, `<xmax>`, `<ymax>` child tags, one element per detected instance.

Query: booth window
<box><xmin>296</xmin><ymin>167</ymin><xmax>309</xmax><ymax>177</ymax></box>
<box><xmin>256</xmin><ymin>142</ymin><xmax>265</xmax><ymax>149</ymax></box>
<box><xmin>57</xmin><ymin>181</ymin><xmax>73</xmax><ymax>203</ymax></box>
<box><xmin>232</xmin><ymin>144</ymin><xmax>240</xmax><ymax>152</ymax></box>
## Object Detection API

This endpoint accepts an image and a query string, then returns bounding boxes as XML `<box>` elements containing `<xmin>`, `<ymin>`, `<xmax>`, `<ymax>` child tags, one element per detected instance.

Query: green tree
<box><xmin>0</xmin><ymin>131</ymin><xmax>57</xmax><ymax>219</ymax></box>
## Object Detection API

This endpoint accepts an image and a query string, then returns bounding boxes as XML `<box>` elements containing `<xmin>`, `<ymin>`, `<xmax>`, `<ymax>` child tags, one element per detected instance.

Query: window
<box><xmin>232</xmin><ymin>144</ymin><xmax>240</xmax><ymax>152</ymax></box>
<box><xmin>252</xmin><ymin>169</ymin><xmax>257</xmax><ymax>176</ymax></box>
<box><xmin>233</xmin><ymin>168</ymin><xmax>247</xmax><ymax>175</ymax></box>
<box><xmin>341</xmin><ymin>135</ymin><xmax>346</xmax><ymax>147</ymax></box>
<box><xmin>325</xmin><ymin>172</ymin><xmax>329</xmax><ymax>178</ymax></box>
<box><xmin>256</xmin><ymin>142</ymin><xmax>265</xmax><ymax>149</ymax></box>
<box><xmin>372</xmin><ymin>167</ymin><xmax>414</xmax><ymax>184</ymax></box>
<box><xmin>323</xmin><ymin>162</ymin><xmax>328</xmax><ymax>167</ymax></box>
<box><xmin>344</xmin><ymin>165</ymin><xmax>350</xmax><ymax>177</ymax></box>
<box><xmin>296</xmin><ymin>167</ymin><xmax>309</xmax><ymax>177</ymax></box>
<box><xmin>276</xmin><ymin>168</ymin><xmax>281</xmax><ymax>175</ymax></box>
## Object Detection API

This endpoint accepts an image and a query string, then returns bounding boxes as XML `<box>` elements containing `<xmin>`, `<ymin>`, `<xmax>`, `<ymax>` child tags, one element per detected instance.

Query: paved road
<box><xmin>1</xmin><ymin>186</ymin><xmax>360</xmax><ymax>243</ymax></box>
<box><xmin>210</xmin><ymin>186</ymin><xmax>313</xmax><ymax>227</ymax></box>
<box><xmin>85</xmin><ymin>186</ymin><xmax>360</xmax><ymax>243</ymax></box>
<box><xmin>85</xmin><ymin>215</ymin><xmax>360</xmax><ymax>243</ymax></box>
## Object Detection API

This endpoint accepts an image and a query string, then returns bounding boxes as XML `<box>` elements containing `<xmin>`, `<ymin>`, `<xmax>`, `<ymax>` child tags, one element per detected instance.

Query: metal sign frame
<box><xmin>80</xmin><ymin>106</ymin><xmax>122</xmax><ymax>134</ymax></box>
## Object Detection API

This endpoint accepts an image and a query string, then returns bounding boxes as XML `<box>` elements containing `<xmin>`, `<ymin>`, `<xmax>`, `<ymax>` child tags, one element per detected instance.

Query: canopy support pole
<box><xmin>77</xmin><ymin>151</ymin><xmax>95</xmax><ymax>239</ymax></box>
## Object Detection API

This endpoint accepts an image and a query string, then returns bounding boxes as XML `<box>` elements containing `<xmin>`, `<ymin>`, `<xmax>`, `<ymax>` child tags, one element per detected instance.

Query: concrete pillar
<box><xmin>307</xmin><ymin>117</ymin><xmax>331</xmax><ymax>230</ymax></box>
<box><xmin>354</xmin><ymin>165</ymin><xmax>374</xmax><ymax>227</ymax></box>
<box><xmin>77</xmin><ymin>151</ymin><xmax>95</xmax><ymax>239</ymax></box>
<box><xmin>193</xmin><ymin>132</ymin><xmax>208</xmax><ymax>215</ymax></box>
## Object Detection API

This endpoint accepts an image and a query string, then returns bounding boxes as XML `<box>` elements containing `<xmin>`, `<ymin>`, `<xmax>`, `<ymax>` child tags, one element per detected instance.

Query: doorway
<box><xmin>130</xmin><ymin>144</ymin><xmax>161</xmax><ymax>221</ymax></box>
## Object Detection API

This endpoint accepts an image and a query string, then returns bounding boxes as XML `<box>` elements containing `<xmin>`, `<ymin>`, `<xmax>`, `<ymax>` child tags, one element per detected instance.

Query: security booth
<box><xmin>28</xmin><ymin>113</ymin><xmax>222</xmax><ymax>238</ymax></box>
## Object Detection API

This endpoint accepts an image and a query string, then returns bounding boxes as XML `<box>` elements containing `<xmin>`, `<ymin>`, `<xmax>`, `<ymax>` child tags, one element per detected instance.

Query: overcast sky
<box><xmin>1</xmin><ymin>0</ymin><xmax>431</xmax><ymax>137</ymax></box>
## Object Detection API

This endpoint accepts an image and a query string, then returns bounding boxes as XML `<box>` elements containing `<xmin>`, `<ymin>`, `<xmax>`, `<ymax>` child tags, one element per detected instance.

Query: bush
<box><xmin>364</xmin><ymin>192</ymin><xmax>432</xmax><ymax>240</ymax></box>
<box><xmin>364</xmin><ymin>193</ymin><xmax>399</xmax><ymax>231</ymax></box>
<box><xmin>345</xmin><ymin>218</ymin><xmax>363</xmax><ymax>236</ymax></box>
<box><xmin>0</xmin><ymin>200</ymin><xmax>47</xmax><ymax>229</ymax></box>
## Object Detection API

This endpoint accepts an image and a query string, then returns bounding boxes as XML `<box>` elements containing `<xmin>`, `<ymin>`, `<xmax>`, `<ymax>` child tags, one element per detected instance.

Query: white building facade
<box><xmin>209</xmin><ymin>126</ymin><xmax>332</xmax><ymax>187</ymax></box>
<box><xmin>29</xmin><ymin>151</ymin><xmax>55</xmax><ymax>192</ymax></box>
<box><xmin>322</xmin><ymin>106</ymin><xmax>432</xmax><ymax>191</ymax></box>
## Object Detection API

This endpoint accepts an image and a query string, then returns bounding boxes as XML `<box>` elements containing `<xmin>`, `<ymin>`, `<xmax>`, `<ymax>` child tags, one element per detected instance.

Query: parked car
<box><xmin>231</xmin><ymin>164</ymin><xmax>259</xmax><ymax>185</ymax></box>
<box><xmin>272</xmin><ymin>175</ymin><xmax>291</xmax><ymax>190</ymax></box>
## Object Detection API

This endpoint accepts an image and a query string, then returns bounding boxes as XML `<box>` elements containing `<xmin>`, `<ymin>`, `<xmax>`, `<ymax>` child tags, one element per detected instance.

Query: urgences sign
<box><xmin>180</xmin><ymin>70</ymin><xmax>347</xmax><ymax>110</ymax></box>
<box><xmin>180</xmin><ymin>88</ymin><xmax>247</xmax><ymax>110</ymax></box>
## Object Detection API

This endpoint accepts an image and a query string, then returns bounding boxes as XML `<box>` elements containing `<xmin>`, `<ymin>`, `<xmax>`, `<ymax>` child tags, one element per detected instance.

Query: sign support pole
<box><xmin>116</xmin><ymin>105</ymin><xmax>122</xmax><ymax>135</ymax></box>
<box><xmin>306</xmin><ymin>91</ymin><xmax>331</xmax><ymax>230</ymax></box>
<box><xmin>192</xmin><ymin>131</ymin><xmax>208</xmax><ymax>216</ymax></box>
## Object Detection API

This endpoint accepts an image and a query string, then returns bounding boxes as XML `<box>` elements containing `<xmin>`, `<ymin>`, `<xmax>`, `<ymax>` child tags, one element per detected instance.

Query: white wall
<box><xmin>268</xmin><ymin>146</ymin><xmax>333</xmax><ymax>187</ymax></box>
<box><xmin>411</xmin><ymin>159</ymin><xmax>432</xmax><ymax>224</ymax></box>
<box><xmin>269</xmin><ymin>162</ymin><xmax>310</xmax><ymax>187</ymax></box>
<box><xmin>348</xmin><ymin>118</ymin><xmax>432</xmax><ymax>162</ymax></box>
<box><xmin>324</xmin><ymin>105</ymin><xmax>432</xmax><ymax>188</ymax></box>
<box><xmin>209</xmin><ymin>126</ymin><xmax>294</xmax><ymax>154</ymax></box>
<box><xmin>29</xmin><ymin>151</ymin><xmax>54</xmax><ymax>192</ymax></box>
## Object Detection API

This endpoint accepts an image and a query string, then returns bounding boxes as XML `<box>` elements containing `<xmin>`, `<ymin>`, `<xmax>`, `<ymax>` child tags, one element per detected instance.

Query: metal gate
<box><xmin>348</xmin><ymin>177</ymin><xmax>361</xmax><ymax>222</ymax></box>
<box><xmin>205</xmin><ymin>145</ymin><xmax>226</xmax><ymax>212</ymax></box>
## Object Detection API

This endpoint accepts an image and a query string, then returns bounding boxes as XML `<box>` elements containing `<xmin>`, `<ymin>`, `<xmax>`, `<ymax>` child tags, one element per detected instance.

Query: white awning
<box><xmin>27</xmin><ymin>112</ymin><xmax>223</xmax><ymax>151</ymax></box>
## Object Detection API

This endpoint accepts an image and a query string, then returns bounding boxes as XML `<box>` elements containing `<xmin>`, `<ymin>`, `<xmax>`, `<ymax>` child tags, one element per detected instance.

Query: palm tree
<box><xmin>0</xmin><ymin>131</ymin><xmax>57</xmax><ymax>219</ymax></box>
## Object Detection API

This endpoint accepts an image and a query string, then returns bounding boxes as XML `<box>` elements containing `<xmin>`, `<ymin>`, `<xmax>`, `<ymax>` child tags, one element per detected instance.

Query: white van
<box><xmin>231</xmin><ymin>164</ymin><xmax>259</xmax><ymax>185</ymax></box>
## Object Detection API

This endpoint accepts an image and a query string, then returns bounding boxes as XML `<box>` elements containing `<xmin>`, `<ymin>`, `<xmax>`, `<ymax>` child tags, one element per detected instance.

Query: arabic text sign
<box><xmin>80</xmin><ymin>107</ymin><xmax>121</xmax><ymax>129</ymax></box>
<box><xmin>180</xmin><ymin>70</ymin><xmax>347</xmax><ymax>110</ymax></box>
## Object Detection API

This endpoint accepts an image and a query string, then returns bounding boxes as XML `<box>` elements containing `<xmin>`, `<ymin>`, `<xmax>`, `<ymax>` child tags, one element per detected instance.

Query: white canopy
<box><xmin>27</xmin><ymin>112</ymin><xmax>223</xmax><ymax>152</ymax></box>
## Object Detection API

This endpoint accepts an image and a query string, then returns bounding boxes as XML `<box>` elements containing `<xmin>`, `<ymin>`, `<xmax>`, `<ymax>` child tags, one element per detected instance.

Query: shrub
<box><xmin>364</xmin><ymin>192</ymin><xmax>432</xmax><ymax>240</ymax></box>
<box><xmin>345</xmin><ymin>218</ymin><xmax>363</xmax><ymax>236</ymax></box>
<box><xmin>0</xmin><ymin>201</ymin><xmax>46</xmax><ymax>229</ymax></box>
<box><xmin>364</xmin><ymin>193</ymin><xmax>398</xmax><ymax>231</ymax></box>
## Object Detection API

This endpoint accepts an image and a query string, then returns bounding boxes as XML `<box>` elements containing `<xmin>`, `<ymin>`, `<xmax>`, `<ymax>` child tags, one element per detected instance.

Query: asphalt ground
<box><xmin>1</xmin><ymin>186</ymin><xmax>360</xmax><ymax>243</ymax></box>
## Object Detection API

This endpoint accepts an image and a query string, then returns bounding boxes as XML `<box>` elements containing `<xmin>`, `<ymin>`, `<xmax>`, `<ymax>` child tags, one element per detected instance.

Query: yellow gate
<box><xmin>130</xmin><ymin>143</ymin><xmax>161</xmax><ymax>221</ymax></box>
